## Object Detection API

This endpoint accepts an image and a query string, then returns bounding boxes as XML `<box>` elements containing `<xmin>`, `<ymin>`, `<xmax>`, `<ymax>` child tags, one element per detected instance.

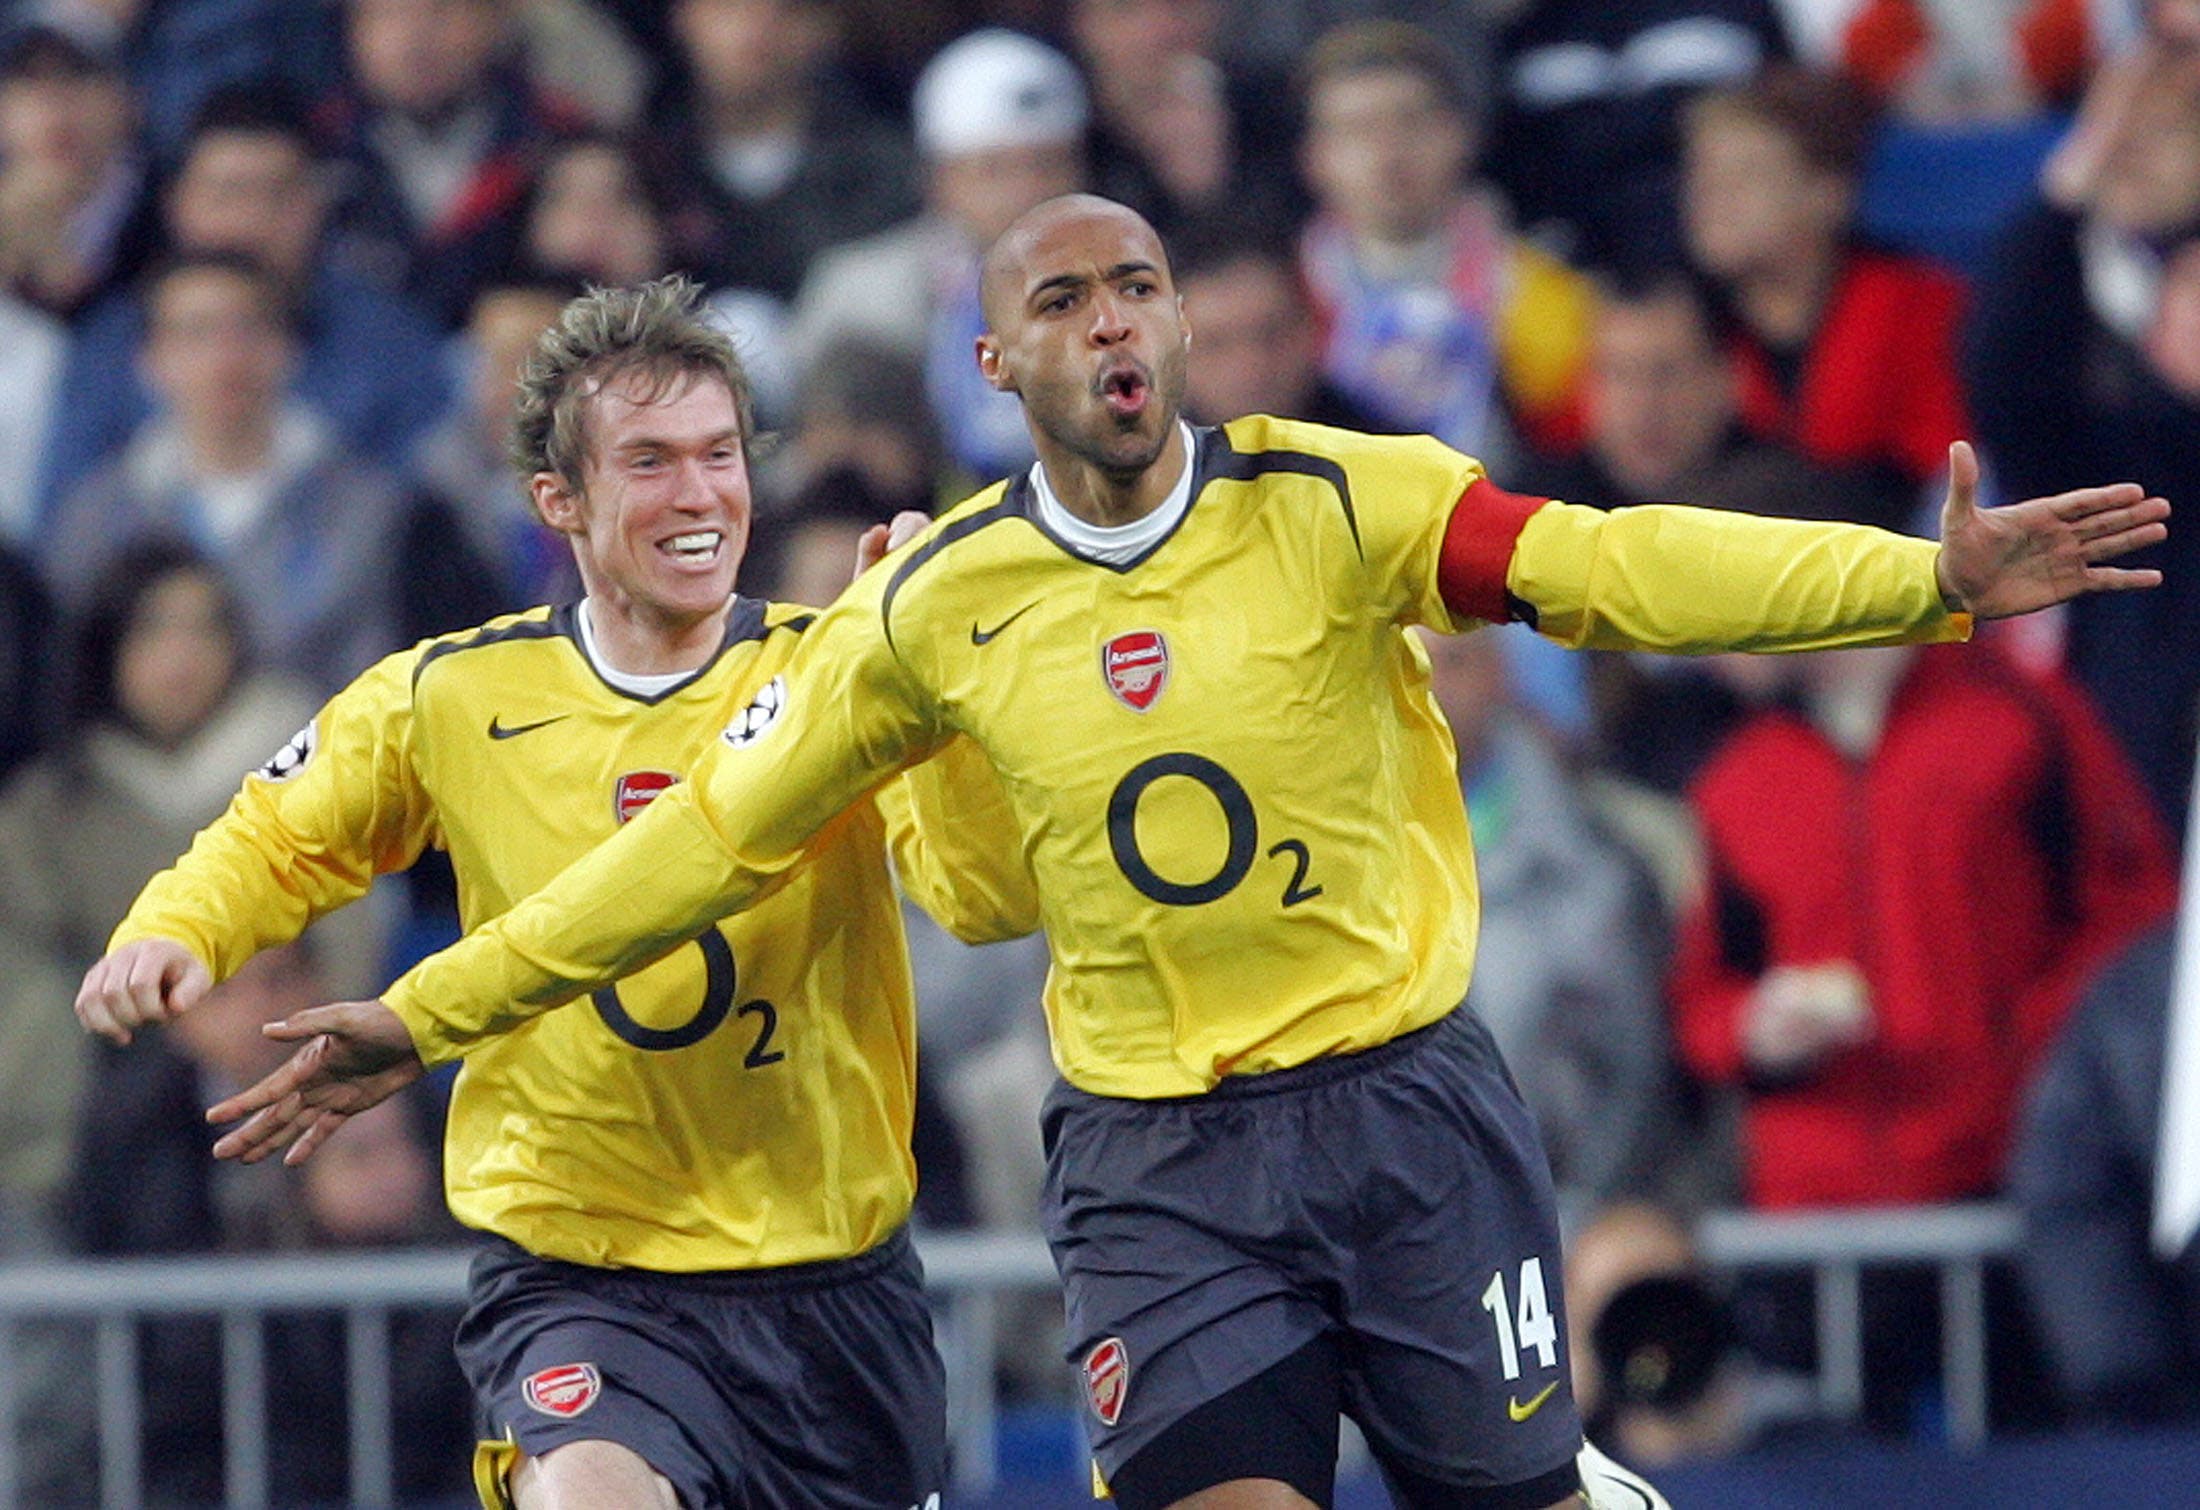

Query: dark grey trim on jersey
<box><xmin>410</xmin><ymin>609</ymin><xmax>565</xmax><ymax>689</ymax></box>
<box><xmin>1194</xmin><ymin>424</ymin><xmax>1362</xmax><ymax>560</ymax></box>
<box><xmin>876</xmin><ymin>424</ymin><xmax>1363</xmax><ymax>640</ymax></box>
<box><xmin>879</xmin><ymin>493</ymin><xmax>1029</xmax><ymax>654</ymax></box>
<box><xmin>412</xmin><ymin>596</ymin><xmax>804</xmax><ymax>706</ymax></box>
<box><xmin>1004</xmin><ymin>425</ymin><xmax>1362</xmax><ymax>575</ymax></box>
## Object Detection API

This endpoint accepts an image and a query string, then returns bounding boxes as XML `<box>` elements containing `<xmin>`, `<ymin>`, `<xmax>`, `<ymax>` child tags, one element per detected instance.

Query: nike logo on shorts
<box><xmin>971</xmin><ymin>603</ymin><xmax>1038</xmax><ymax>645</ymax></box>
<box><xmin>1507</xmin><ymin>1380</ymin><xmax>1558</xmax><ymax>1423</ymax></box>
<box><xmin>488</xmin><ymin>714</ymin><xmax>569</xmax><ymax>740</ymax></box>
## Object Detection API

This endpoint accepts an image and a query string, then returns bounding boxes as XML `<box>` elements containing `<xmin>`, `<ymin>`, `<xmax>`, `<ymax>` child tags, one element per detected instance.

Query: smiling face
<box><xmin>976</xmin><ymin>197</ymin><xmax>1190</xmax><ymax>484</ymax></box>
<box><xmin>532</xmin><ymin>368</ymin><xmax>752</xmax><ymax>639</ymax></box>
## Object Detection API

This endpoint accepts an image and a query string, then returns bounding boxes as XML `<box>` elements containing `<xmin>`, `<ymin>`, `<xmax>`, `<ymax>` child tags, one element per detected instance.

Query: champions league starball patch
<box><xmin>1102</xmin><ymin>631</ymin><xmax>1169</xmax><ymax>712</ymax></box>
<box><xmin>522</xmin><ymin>1362</ymin><xmax>601</xmax><ymax>1418</ymax></box>
<box><xmin>1083</xmin><ymin>1337</ymin><xmax>1130</xmax><ymax>1426</ymax></box>
<box><xmin>255</xmin><ymin>720</ymin><xmax>317</xmax><ymax>782</ymax></box>
<box><xmin>722</xmin><ymin>676</ymin><xmax>787</xmax><ymax>748</ymax></box>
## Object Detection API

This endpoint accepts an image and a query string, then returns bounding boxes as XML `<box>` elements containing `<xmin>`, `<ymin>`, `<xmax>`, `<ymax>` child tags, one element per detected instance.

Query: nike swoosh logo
<box><xmin>971</xmin><ymin>602</ymin><xmax>1038</xmax><ymax>645</ymax></box>
<box><xmin>1507</xmin><ymin>1381</ymin><xmax>1559</xmax><ymax>1423</ymax></box>
<box><xmin>488</xmin><ymin>714</ymin><xmax>569</xmax><ymax>740</ymax></box>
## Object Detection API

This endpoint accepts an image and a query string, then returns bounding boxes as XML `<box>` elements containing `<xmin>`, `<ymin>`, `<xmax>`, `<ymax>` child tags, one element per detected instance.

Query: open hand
<box><xmin>1935</xmin><ymin>441</ymin><xmax>2169</xmax><ymax>619</ymax></box>
<box><xmin>204</xmin><ymin>999</ymin><xmax>422</xmax><ymax>1165</ymax></box>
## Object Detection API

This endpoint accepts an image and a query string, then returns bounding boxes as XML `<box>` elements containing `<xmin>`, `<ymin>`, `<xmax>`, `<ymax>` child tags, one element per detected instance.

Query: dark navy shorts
<box><xmin>454</xmin><ymin>1226</ymin><xmax>944</xmax><ymax>1510</ymax></box>
<box><xmin>1042</xmin><ymin>1008</ymin><xmax>1583</xmax><ymax>1499</ymax></box>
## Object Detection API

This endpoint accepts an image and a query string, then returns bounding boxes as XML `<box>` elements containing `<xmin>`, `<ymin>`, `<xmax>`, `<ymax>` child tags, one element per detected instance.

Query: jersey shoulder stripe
<box><xmin>880</xmin><ymin>481</ymin><xmax>1023</xmax><ymax>652</ymax></box>
<box><xmin>412</xmin><ymin>606</ymin><xmax>563</xmax><ymax>689</ymax></box>
<box><xmin>1202</xmin><ymin>421</ymin><xmax>1361</xmax><ymax>559</ymax></box>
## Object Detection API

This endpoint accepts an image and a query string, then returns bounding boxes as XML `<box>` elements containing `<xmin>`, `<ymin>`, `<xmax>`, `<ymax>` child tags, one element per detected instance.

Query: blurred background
<box><xmin>0</xmin><ymin>0</ymin><xmax>2196</xmax><ymax>1505</ymax></box>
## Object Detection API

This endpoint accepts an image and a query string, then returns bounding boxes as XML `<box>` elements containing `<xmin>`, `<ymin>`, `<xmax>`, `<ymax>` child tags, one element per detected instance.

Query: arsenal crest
<box><xmin>613</xmin><ymin>770</ymin><xmax>678</xmax><ymax>825</ymax></box>
<box><xmin>522</xmin><ymin>1362</ymin><xmax>601</xmax><ymax>1418</ymax></box>
<box><xmin>1083</xmin><ymin>1336</ymin><xmax>1130</xmax><ymax>1426</ymax></box>
<box><xmin>1102</xmin><ymin>630</ymin><xmax>1169</xmax><ymax>712</ymax></box>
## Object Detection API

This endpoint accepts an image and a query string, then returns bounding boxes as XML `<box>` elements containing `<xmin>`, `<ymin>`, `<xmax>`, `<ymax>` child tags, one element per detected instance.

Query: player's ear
<box><xmin>531</xmin><ymin>471</ymin><xmax>584</xmax><ymax>534</ymax></box>
<box><xmin>975</xmin><ymin>334</ymin><xmax>1015</xmax><ymax>394</ymax></box>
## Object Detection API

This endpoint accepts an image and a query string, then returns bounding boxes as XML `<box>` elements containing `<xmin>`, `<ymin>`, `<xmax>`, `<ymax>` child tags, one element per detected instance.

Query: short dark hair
<box><xmin>182</xmin><ymin>79</ymin><xmax>318</xmax><ymax>159</ymax></box>
<box><xmin>0</xmin><ymin>24</ymin><xmax>118</xmax><ymax>85</ymax></box>
<box><xmin>1688</xmin><ymin>65</ymin><xmax>1878</xmax><ymax>183</ymax></box>
<box><xmin>1299</xmin><ymin>20</ymin><xmax>1473</xmax><ymax>125</ymax></box>
<box><xmin>68</xmin><ymin>540</ymin><xmax>246</xmax><ymax>733</ymax></box>
<box><xmin>510</xmin><ymin>275</ymin><xmax>753</xmax><ymax>490</ymax></box>
<box><xmin>142</xmin><ymin>250</ymin><xmax>302</xmax><ymax>337</ymax></box>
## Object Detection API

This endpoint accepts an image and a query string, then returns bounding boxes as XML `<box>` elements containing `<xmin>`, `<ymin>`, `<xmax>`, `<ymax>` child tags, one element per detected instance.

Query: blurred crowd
<box><xmin>1</xmin><ymin>0</ymin><xmax>2198</xmax><ymax>1503</ymax></box>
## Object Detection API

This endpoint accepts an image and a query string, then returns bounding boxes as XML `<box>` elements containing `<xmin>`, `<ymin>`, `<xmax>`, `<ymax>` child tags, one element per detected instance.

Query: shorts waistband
<box><xmin>479</xmin><ymin>1222</ymin><xmax>916</xmax><ymax>1297</ymax></box>
<box><xmin>1059</xmin><ymin>1008</ymin><xmax>1463</xmax><ymax>1108</ymax></box>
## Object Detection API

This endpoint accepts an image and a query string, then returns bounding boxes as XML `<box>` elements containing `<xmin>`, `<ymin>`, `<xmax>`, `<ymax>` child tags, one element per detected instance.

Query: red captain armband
<box><xmin>1437</xmin><ymin>477</ymin><xmax>1549</xmax><ymax>625</ymax></box>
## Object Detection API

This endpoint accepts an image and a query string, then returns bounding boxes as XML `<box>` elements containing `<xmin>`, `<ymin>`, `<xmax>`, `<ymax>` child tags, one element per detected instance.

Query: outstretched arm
<box><xmin>1934</xmin><ymin>440</ymin><xmax>2169</xmax><ymax>618</ymax></box>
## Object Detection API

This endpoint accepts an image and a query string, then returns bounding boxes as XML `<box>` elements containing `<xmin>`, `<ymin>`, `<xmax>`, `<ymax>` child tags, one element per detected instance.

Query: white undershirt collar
<box><xmin>576</xmin><ymin>597</ymin><xmax>710</xmax><ymax>697</ymax></box>
<box><xmin>1029</xmin><ymin>422</ymin><xmax>1196</xmax><ymax>566</ymax></box>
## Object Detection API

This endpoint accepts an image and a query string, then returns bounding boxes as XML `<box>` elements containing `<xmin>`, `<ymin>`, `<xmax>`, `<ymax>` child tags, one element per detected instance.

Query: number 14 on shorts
<box><xmin>1480</xmin><ymin>1257</ymin><xmax>1560</xmax><ymax>1384</ymax></box>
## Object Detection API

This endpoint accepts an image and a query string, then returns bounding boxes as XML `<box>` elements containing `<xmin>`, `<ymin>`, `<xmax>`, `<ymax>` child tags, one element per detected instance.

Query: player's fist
<box><xmin>75</xmin><ymin>938</ymin><xmax>212</xmax><ymax>1045</ymax></box>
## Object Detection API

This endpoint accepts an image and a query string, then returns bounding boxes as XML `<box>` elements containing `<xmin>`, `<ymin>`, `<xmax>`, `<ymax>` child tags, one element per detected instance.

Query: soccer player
<box><xmin>73</xmin><ymin>277</ymin><xmax>1028</xmax><ymax>1510</ymax></box>
<box><xmin>201</xmin><ymin>196</ymin><xmax>2169</xmax><ymax>1510</ymax></box>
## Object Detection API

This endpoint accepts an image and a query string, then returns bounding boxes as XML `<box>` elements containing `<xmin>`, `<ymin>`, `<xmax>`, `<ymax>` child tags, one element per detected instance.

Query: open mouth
<box><xmin>1098</xmin><ymin>364</ymin><xmax>1150</xmax><ymax>420</ymax></box>
<box><xmin>660</xmin><ymin>529</ymin><xmax>724</xmax><ymax>565</ymax></box>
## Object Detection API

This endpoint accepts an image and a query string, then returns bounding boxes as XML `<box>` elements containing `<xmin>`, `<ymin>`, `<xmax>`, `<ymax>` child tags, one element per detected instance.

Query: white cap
<box><xmin>913</xmin><ymin>28</ymin><xmax>1089</xmax><ymax>159</ymax></box>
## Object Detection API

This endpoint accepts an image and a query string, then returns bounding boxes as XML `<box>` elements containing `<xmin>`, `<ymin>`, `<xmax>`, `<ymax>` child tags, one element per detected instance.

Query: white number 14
<box><xmin>1479</xmin><ymin>1258</ymin><xmax>1558</xmax><ymax>1381</ymax></box>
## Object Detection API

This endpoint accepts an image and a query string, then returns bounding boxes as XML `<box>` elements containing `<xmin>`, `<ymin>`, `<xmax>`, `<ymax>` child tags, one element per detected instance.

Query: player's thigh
<box><xmin>728</xmin><ymin>1233</ymin><xmax>948</xmax><ymax>1508</ymax></box>
<box><xmin>1043</xmin><ymin>1083</ymin><xmax>1336</xmax><ymax>1493</ymax></box>
<box><xmin>1334</xmin><ymin>1012</ymin><xmax>1584</xmax><ymax>1501</ymax></box>
<box><xmin>456</xmin><ymin>1248</ymin><xmax>727</xmax><ymax>1508</ymax></box>
<box><xmin>511</xmin><ymin>1439</ymin><xmax>678</xmax><ymax>1510</ymax></box>
<box><xmin>1103</xmin><ymin>1337</ymin><xmax>1343</xmax><ymax>1510</ymax></box>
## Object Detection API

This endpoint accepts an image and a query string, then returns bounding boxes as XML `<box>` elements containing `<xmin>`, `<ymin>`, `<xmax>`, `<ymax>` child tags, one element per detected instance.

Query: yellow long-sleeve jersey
<box><xmin>382</xmin><ymin>418</ymin><xmax>1969</xmax><ymax>1100</ymax></box>
<box><xmin>113</xmin><ymin>597</ymin><xmax>1033</xmax><ymax>1270</ymax></box>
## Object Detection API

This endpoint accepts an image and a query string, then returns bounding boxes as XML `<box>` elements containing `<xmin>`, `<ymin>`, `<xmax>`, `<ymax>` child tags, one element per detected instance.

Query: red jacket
<box><xmin>1670</xmin><ymin>645</ymin><xmax>2175</xmax><ymax>1209</ymax></box>
<box><xmin>1732</xmin><ymin>248</ymin><xmax>1970</xmax><ymax>487</ymax></box>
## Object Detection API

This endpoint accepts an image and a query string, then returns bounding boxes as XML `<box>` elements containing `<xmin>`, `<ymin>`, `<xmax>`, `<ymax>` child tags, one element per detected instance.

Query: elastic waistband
<box><xmin>1058</xmin><ymin>1008</ymin><xmax>1462</xmax><ymax>1108</ymax></box>
<box><xmin>480</xmin><ymin>1223</ymin><xmax>916</xmax><ymax>1297</ymax></box>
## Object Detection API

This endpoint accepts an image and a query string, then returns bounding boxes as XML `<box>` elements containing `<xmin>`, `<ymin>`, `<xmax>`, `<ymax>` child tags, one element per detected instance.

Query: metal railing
<box><xmin>0</xmin><ymin>1207</ymin><xmax>2022</xmax><ymax>1508</ymax></box>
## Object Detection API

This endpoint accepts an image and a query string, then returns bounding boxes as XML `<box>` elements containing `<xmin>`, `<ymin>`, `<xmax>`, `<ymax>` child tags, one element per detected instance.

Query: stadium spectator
<box><xmin>312</xmin><ymin>0</ymin><xmax>588</xmax><ymax>326</ymax></box>
<box><xmin>1669</xmin><ymin>637</ymin><xmax>2176</xmax><ymax>1429</ymax></box>
<box><xmin>218</xmin><ymin>194</ymin><xmax>2170</xmax><ymax>1510</ymax></box>
<box><xmin>1789</xmin><ymin>0</ymin><xmax>2107</xmax><ymax>117</ymax></box>
<box><xmin>1682</xmin><ymin>65</ymin><xmax>1969</xmax><ymax>516</ymax></box>
<box><xmin>7</xmin><ymin>0</ymin><xmax>346</xmax><ymax>161</ymax></box>
<box><xmin>765</xmin><ymin>335</ymin><xmax>962</xmax><ymax>523</ymax></box>
<box><xmin>1524</xmin><ymin>269</ymin><xmax>1899</xmax><ymax>798</ymax></box>
<box><xmin>0</xmin><ymin>544</ymin><xmax>55</xmax><ymax>786</ymax></box>
<box><xmin>1563</xmin><ymin>1201</ymin><xmax>1818</xmax><ymax>1468</ymax></box>
<box><xmin>0</xmin><ymin>24</ymin><xmax>156</xmax><ymax>319</ymax></box>
<box><xmin>407</xmin><ymin>274</ymin><xmax>584</xmax><ymax>614</ymax></box>
<box><xmin>1486</xmin><ymin>0</ymin><xmax>1789</xmax><ymax>273</ymax></box>
<box><xmin>70</xmin><ymin>940</ymin><xmax>472</xmax><ymax>1506</ymax></box>
<box><xmin>667</xmin><ymin>0</ymin><xmax>919</xmax><ymax>302</ymax></box>
<box><xmin>1297</xmin><ymin>19</ymin><xmax>1597</xmax><ymax>472</ymax></box>
<box><xmin>511</xmin><ymin>128</ymin><xmax>796</xmax><ymax>424</ymax></box>
<box><xmin>1066</xmin><ymin>0</ymin><xmax>1304</xmax><ymax>238</ymax></box>
<box><xmin>1967</xmin><ymin>34</ymin><xmax>2200</xmax><ymax>840</ymax></box>
<box><xmin>788</xmin><ymin>26</ymin><xmax>1089</xmax><ymax>483</ymax></box>
<box><xmin>1172</xmin><ymin>221</ymin><xmax>1390</xmax><ymax>431</ymax></box>
<box><xmin>1420</xmin><ymin>624</ymin><xmax>1681</xmax><ymax>1227</ymax></box>
<box><xmin>0</xmin><ymin>287</ymin><xmax>62</xmax><ymax>543</ymax></box>
<box><xmin>41</xmin><ymin>253</ymin><xmax>414</xmax><ymax>693</ymax></box>
<box><xmin>36</xmin><ymin>82</ymin><xmax>452</xmax><ymax>523</ymax></box>
<box><xmin>2013</xmin><ymin>912</ymin><xmax>2200</xmax><ymax>1425</ymax></box>
<box><xmin>0</xmin><ymin>541</ymin><xmax>372</xmax><ymax>1504</ymax></box>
